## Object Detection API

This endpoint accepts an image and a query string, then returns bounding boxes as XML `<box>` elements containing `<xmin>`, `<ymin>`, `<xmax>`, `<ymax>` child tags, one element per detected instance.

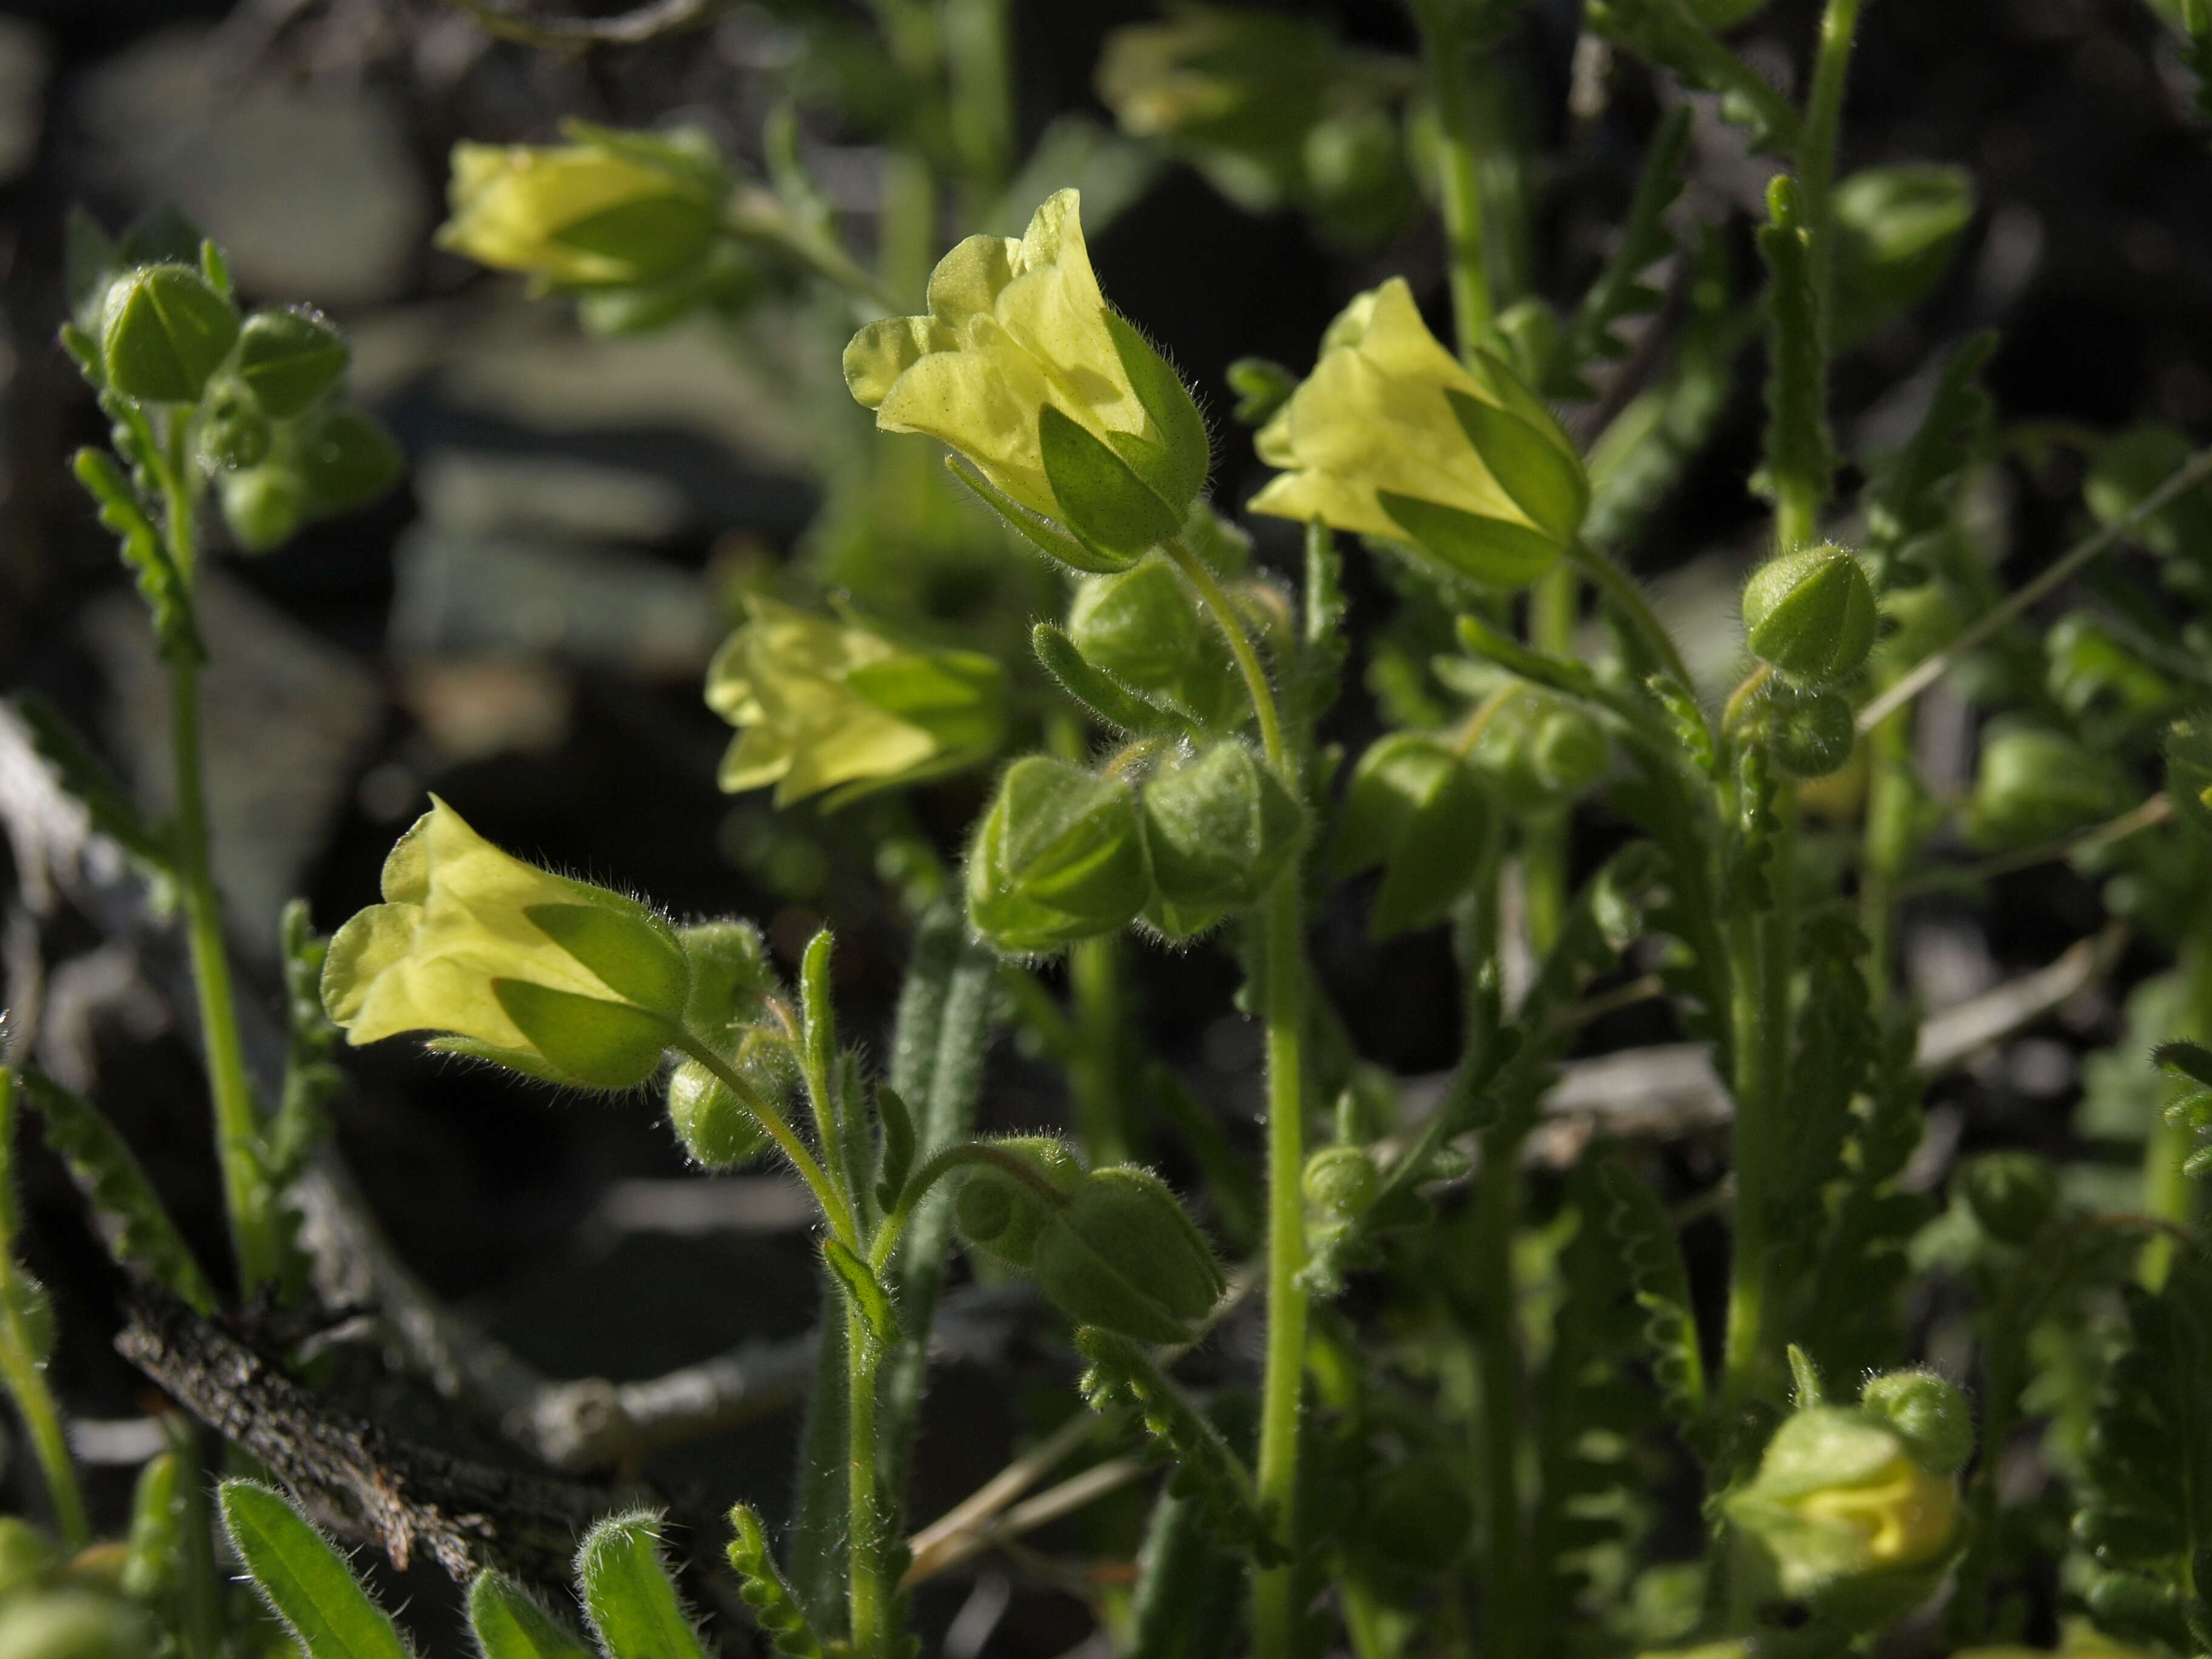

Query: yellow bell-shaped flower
<box><xmin>707</xmin><ymin>596</ymin><xmax>1007</xmax><ymax>807</ymax></box>
<box><xmin>843</xmin><ymin>190</ymin><xmax>1209</xmax><ymax>565</ymax></box>
<box><xmin>1248</xmin><ymin>276</ymin><xmax>1587</xmax><ymax>588</ymax></box>
<box><xmin>321</xmin><ymin>799</ymin><xmax>689</xmax><ymax>1089</ymax></box>
<box><xmin>437</xmin><ymin>127</ymin><xmax>718</xmax><ymax>287</ymax></box>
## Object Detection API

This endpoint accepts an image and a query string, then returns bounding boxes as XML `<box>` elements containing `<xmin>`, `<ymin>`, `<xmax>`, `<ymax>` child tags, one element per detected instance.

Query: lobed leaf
<box><xmin>724</xmin><ymin>1505</ymin><xmax>823</xmax><ymax>1659</ymax></box>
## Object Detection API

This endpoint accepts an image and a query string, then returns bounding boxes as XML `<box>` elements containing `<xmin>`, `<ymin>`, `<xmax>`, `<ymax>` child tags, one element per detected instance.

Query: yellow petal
<box><xmin>843</xmin><ymin>315</ymin><xmax>950</xmax><ymax>411</ymax></box>
<box><xmin>321</xmin><ymin>903</ymin><xmax>420</xmax><ymax>1028</ymax></box>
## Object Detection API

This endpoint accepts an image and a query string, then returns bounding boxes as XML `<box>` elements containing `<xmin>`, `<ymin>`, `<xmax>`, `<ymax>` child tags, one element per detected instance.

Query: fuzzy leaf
<box><xmin>575</xmin><ymin>1512</ymin><xmax>707</xmax><ymax>1659</ymax></box>
<box><xmin>468</xmin><ymin>1572</ymin><xmax>592</xmax><ymax>1659</ymax></box>
<box><xmin>724</xmin><ymin>1505</ymin><xmax>823</xmax><ymax>1659</ymax></box>
<box><xmin>1032</xmin><ymin>623</ymin><xmax>1188</xmax><ymax>738</ymax></box>
<box><xmin>822</xmin><ymin>1238</ymin><xmax>897</xmax><ymax>1348</ymax></box>
<box><xmin>1757</xmin><ymin>175</ymin><xmax>1835</xmax><ymax>522</ymax></box>
<box><xmin>220</xmin><ymin>1481</ymin><xmax>410</xmax><ymax>1659</ymax></box>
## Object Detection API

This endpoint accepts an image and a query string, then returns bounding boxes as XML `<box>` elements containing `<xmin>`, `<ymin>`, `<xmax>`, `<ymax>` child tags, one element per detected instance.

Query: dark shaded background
<box><xmin>1</xmin><ymin>0</ymin><xmax>2210</xmax><ymax>1652</ymax></box>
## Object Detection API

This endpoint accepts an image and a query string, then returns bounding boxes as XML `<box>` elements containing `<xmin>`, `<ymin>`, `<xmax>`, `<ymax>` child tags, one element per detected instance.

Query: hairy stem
<box><xmin>845</xmin><ymin>1305</ymin><xmax>888</xmax><ymax>1659</ymax></box>
<box><xmin>672</xmin><ymin>1034</ymin><xmax>856</xmax><ymax>1247</ymax></box>
<box><xmin>1069</xmin><ymin>934</ymin><xmax>1131</xmax><ymax>1166</ymax></box>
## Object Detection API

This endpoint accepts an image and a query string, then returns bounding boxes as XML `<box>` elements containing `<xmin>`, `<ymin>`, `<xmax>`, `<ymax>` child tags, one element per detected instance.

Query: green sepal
<box><xmin>944</xmin><ymin>454</ymin><xmax>1134</xmax><ymax>574</ymax></box>
<box><xmin>221</xmin><ymin>466</ymin><xmax>305</xmax><ymax>555</ymax></box>
<box><xmin>967</xmin><ymin>756</ymin><xmax>1153</xmax><ymax>956</ymax></box>
<box><xmin>218</xmin><ymin>1481</ymin><xmax>409</xmax><ymax>1659</ymax></box>
<box><xmin>295</xmin><ymin>406</ymin><xmax>403</xmax><ymax>516</ymax></box>
<box><xmin>100</xmin><ymin>264</ymin><xmax>239</xmax><ymax>404</ymax></box>
<box><xmin>468</xmin><ymin>1570</ymin><xmax>594</xmax><ymax>1658</ymax></box>
<box><xmin>1378</xmin><ymin>491</ymin><xmax>1563</xmax><ymax>589</ymax></box>
<box><xmin>1033</xmin><ymin>1166</ymin><xmax>1225</xmax><ymax>1344</ymax></box>
<box><xmin>1334</xmin><ymin>732</ymin><xmax>1489</xmax><ymax>937</ymax></box>
<box><xmin>1032</xmin><ymin>623</ymin><xmax>1188</xmax><ymax>738</ymax></box>
<box><xmin>1138</xmin><ymin>742</ymin><xmax>1305</xmax><ymax>912</ymax></box>
<box><xmin>822</xmin><ymin>1237</ymin><xmax>897</xmax><ymax>1348</ymax></box>
<box><xmin>665</xmin><ymin>1056</ymin><xmax>772</xmax><ymax>1169</ymax></box>
<box><xmin>1444</xmin><ymin>388</ymin><xmax>1589</xmax><ymax>540</ymax></box>
<box><xmin>235</xmin><ymin>307</ymin><xmax>350</xmax><ymax>419</ymax></box>
<box><xmin>843</xmin><ymin>649</ymin><xmax>1008</xmax><ymax>768</ymax></box>
<box><xmin>873</xmin><ymin>1084</ymin><xmax>917</xmax><ymax>1213</ymax></box>
<box><xmin>1039</xmin><ymin>405</ymin><xmax>1185</xmax><ymax>557</ymax></box>
<box><xmin>1104</xmin><ymin>311</ymin><xmax>1210</xmax><ymax>508</ymax></box>
<box><xmin>2157</xmin><ymin>1039</ymin><xmax>2212</xmax><ymax>1091</ymax></box>
<box><xmin>490</xmin><ymin>980</ymin><xmax>675</xmax><ymax>1090</ymax></box>
<box><xmin>575</xmin><ymin>1512</ymin><xmax>708</xmax><ymax>1659</ymax></box>
<box><xmin>523</xmin><ymin>902</ymin><xmax>688</xmax><ymax>1016</ymax></box>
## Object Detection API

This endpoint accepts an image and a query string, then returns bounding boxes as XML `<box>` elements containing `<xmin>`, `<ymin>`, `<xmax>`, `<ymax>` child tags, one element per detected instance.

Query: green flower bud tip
<box><xmin>100</xmin><ymin>263</ymin><xmax>239</xmax><ymax>405</ymax></box>
<box><xmin>0</xmin><ymin>1590</ymin><xmax>153</xmax><ymax>1659</ymax></box>
<box><xmin>1858</xmin><ymin>1369</ymin><xmax>1973</xmax><ymax>1479</ymax></box>
<box><xmin>1740</xmin><ymin>680</ymin><xmax>1856</xmax><ymax>780</ymax></box>
<box><xmin>1302</xmin><ymin>1145</ymin><xmax>1379</xmax><ymax>1218</ymax></box>
<box><xmin>321</xmin><ymin>797</ymin><xmax>689</xmax><ymax>1091</ymax></box>
<box><xmin>1336</xmin><ymin>733</ymin><xmax>1489</xmax><ymax>938</ymax></box>
<box><xmin>295</xmin><ymin>406</ymin><xmax>404</xmax><ymax>517</ymax></box>
<box><xmin>1139</xmin><ymin>742</ymin><xmax>1305</xmax><ymax>916</ymax></box>
<box><xmin>1956</xmin><ymin>1150</ymin><xmax>2057</xmax><ymax>1247</ymax></box>
<box><xmin>1742</xmin><ymin>543</ymin><xmax>1877</xmax><ymax>685</ymax></box>
<box><xmin>954</xmin><ymin>1137</ymin><xmax>1085</xmax><ymax>1269</ymax></box>
<box><xmin>1031</xmin><ymin>1165</ymin><xmax>1225</xmax><ymax>1344</ymax></box>
<box><xmin>235</xmin><ymin>307</ymin><xmax>349</xmax><ymax>419</ymax></box>
<box><xmin>666</xmin><ymin>1057</ymin><xmax>770</xmax><ymax>1170</ymax></box>
<box><xmin>967</xmin><ymin>756</ymin><xmax>1152</xmax><ymax>956</ymax></box>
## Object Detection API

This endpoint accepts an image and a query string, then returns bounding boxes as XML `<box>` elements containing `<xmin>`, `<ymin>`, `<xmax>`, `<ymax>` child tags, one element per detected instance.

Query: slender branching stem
<box><xmin>672</xmin><ymin>1033</ymin><xmax>858</xmax><ymax>1248</ymax></box>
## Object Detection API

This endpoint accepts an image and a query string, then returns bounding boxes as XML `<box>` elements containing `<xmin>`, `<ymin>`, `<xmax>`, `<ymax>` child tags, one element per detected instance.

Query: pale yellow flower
<box><xmin>708</xmin><ymin>597</ymin><xmax>1005</xmax><ymax>806</ymax></box>
<box><xmin>437</xmin><ymin>139</ymin><xmax>714</xmax><ymax>286</ymax></box>
<box><xmin>1788</xmin><ymin>1452</ymin><xmax>1959</xmax><ymax>1574</ymax></box>
<box><xmin>1249</xmin><ymin>278</ymin><xmax>1584</xmax><ymax>583</ymax></box>
<box><xmin>843</xmin><ymin>190</ymin><xmax>1167</xmax><ymax>523</ymax></box>
<box><xmin>322</xmin><ymin>799</ymin><xmax>686</xmax><ymax>1087</ymax></box>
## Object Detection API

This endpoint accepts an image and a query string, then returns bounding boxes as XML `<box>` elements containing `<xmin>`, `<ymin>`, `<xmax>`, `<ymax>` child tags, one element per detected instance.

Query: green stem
<box><xmin>1409</xmin><ymin>0</ymin><xmax>1493</xmax><ymax>349</ymax></box>
<box><xmin>158</xmin><ymin>464</ymin><xmax>280</xmax><ymax>1295</ymax></box>
<box><xmin>1160</xmin><ymin>532</ymin><xmax>1306</xmax><ymax>1658</ymax></box>
<box><xmin>1523</xmin><ymin>565</ymin><xmax>1578</xmax><ymax>955</ymax></box>
<box><xmin>942</xmin><ymin>0</ymin><xmax>1015</xmax><ymax>203</ymax></box>
<box><xmin>1069</xmin><ymin>934</ymin><xmax>1131</xmax><ymax>1167</ymax></box>
<box><xmin>1566</xmin><ymin>540</ymin><xmax>1701</xmax><ymax>699</ymax></box>
<box><xmin>0</xmin><ymin>1073</ymin><xmax>86</xmax><ymax>1549</ymax></box>
<box><xmin>673</xmin><ymin>1034</ymin><xmax>857</xmax><ymax>1247</ymax></box>
<box><xmin>1797</xmin><ymin>0</ymin><xmax>1863</xmax><ymax>330</ymax></box>
<box><xmin>845</xmin><ymin>1305</ymin><xmax>888</xmax><ymax>1659</ymax></box>
<box><xmin>1858</xmin><ymin>701</ymin><xmax>1915</xmax><ymax>1004</ymax></box>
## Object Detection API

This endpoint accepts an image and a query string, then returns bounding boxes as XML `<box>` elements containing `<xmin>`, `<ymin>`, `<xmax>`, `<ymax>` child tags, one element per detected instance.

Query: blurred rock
<box><xmin>399</xmin><ymin>657</ymin><xmax>572</xmax><ymax>765</ymax></box>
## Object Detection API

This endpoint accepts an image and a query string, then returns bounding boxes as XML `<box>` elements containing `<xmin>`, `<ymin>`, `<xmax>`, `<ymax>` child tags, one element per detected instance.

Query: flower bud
<box><xmin>967</xmin><ymin>757</ymin><xmax>1152</xmax><ymax>955</ymax></box>
<box><xmin>1065</xmin><ymin>555</ymin><xmax>1244</xmax><ymax>727</ymax></box>
<box><xmin>677</xmin><ymin>920</ymin><xmax>776</xmax><ymax>1036</ymax></box>
<box><xmin>1469</xmin><ymin>689</ymin><xmax>1608</xmax><ymax>811</ymax></box>
<box><xmin>708</xmin><ymin>597</ymin><xmax>1007</xmax><ymax>807</ymax></box>
<box><xmin>198</xmin><ymin>383</ymin><xmax>272</xmax><ymax>471</ymax></box>
<box><xmin>100</xmin><ymin>264</ymin><xmax>240</xmax><ymax>405</ymax></box>
<box><xmin>665</xmin><ymin>1056</ymin><xmax>771</xmax><ymax>1170</ymax></box>
<box><xmin>1858</xmin><ymin>1370</ymin><xmax>1972</xmax><ymax>1479</ymax></box>
<box><xmin>0</xmin><ymin>1590</ymin><xmax>153</xmax><ymax>1659</ymax></box>
<box><xmin>1742</xmin><ymin>543</ymin><xmax>1877</xmax><ymax>685</ymax></box>
<box><xmin>295</xmin><ymin>406</ymin><xmax>404</xmax><ymax>518</ymax></box>
<box><xmin>438</xmin><ymin>130</ymin><xmax>721</xmax><ymax>287</ymax></box>
<box><xmin>954</xmin><ymin>1137</ymin><xmax>1085</xmax><ymax>1269</ymax></box>
<box><xmin>322</xmin><ymin>797</ymin><xmax>688</xmax><ymax>1090</ymax></box>
<box><xmin>220</xmin><ymin>467</ymin><xmax>304</xmax><ymax>555</ymax></box>
<box><xmin>1302</xmin><ymin>1145</ymin><xmax>1379</xmax><ymax>1218</ymax></box>
<box><xmin>1737</xmin><ymin>679</ymin><xmax>1856</xmax><ymax>780</ymax></box>
<box><xmin>1032</xmin><ymin>1165</ymin><xmax>1225</xmax><ymax>1344</ymax></box>
<box><xmin>1727</xmin><ymin>1406</ymin><xmax>1962</xmax><ymax>1627</ymax></box>
<box><xmin>233</xmin><ymin>307</ymin><xmax>349</xmax><ymax>420</ymax></box>
<box><xmin>1335</xmin><ymin>733</ymin><xmax>1489</xmax><ymax>936</ymax></box>
<box><xmin>1968</xmin><ymin>721</ymin><xmax>2134</xmax><ymax>851</ymax></box>
<box><xmin>1955</xmin><ymin>1150</ymin><xmax>2057</xmax><ymax>1247</ymax></box>
<box><xmin>1139</xmin><ymin>742</ymin><xmax>1305</xmax><ymax>925</ymax></box>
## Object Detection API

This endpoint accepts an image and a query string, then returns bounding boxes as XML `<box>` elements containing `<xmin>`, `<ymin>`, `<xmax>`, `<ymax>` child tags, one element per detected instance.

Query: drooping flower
<box><xmin>706</xmin><ymin>597</ymin><xmax>1006</xmax><ymax>807</ymax></box>
<box><xmin>321</xmin><ymin>799</ymin><xmax>688</xmax><ymax>1089</ymax></box>
<box><xmin>843</xmin><ymin>190</ymin><xmax>1208</xmax><ymax>564</ymax></box>
<box><xmin>1249</xmin><ymin>276</ymin><xmax>1586</xmax><ymax>588</ymax></box>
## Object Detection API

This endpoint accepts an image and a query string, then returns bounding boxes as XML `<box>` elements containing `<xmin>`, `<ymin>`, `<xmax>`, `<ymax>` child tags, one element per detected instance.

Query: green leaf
<box><xmin>943</xmin><ymin>454</ymin><xmax>1133</xmax><ymax>575</ymax></box>
<box><xmin>873</xmin><ymin>1084</ymin><xmax>916</xmax><ymax>1214</ymax></box>
<box><xmin>101</xmin><ymin>264</ymin><xmax>239</xmax><ymax>404</ymax></box>
<box><xmin>724</xmin><ymin>1506</ymin><xmax>823</xmax><ymax>1659</ymax></box>
<box><xmin>522</xmin><ymin>904</ymin><xmax>687</xmax><ymax>1014</ymax></box>
<box><xmin>574</xmin><ymin>1512</ymin><xmax>707</xmax><ymax>1659</ymax></box>
<box><xmin>1830</xmin><ymin>164</ymin><xmax>1976</xmax><ymax>347</ymax></box>
<box><xmin>71</xmin><ymin>447</ymin><xmax>201</xmax><ymax>662</ymax></box>
<box><xmin>7</xmin><ymin>694</ymin><xmax>168</xmax><ymax>870</ymax></box>
<box><xmin>1031</xmin><ymin>623</ymin><xmax>1188</xmax><ymax>738</ymax></box>
<box><xmin>1378</xmin><ymin>492</ymin><xmax>1563</xmax><ymax>589</ymax></box>
<box><xmin>1550</xmin><ymin>108</ymin><xmax>1692</xmax><ymax>399</ymax></box>
<box><xmin>218</xmin><ymin>1481</ymin><xmax>411</xmax><ymax>1659</ymax></box>
<box><xmin>1862</xmin><ymin>330</ymin><xmax>1994</xmax><ymax>575</ymax></box>
<box><xmin>1757</xmin><ymin>175</ymin><xmax>1836</xmax><ymax>523</ymax></box>
<box><xmin>1038</xmin><ymin>406</ymin><xmax>1184</xmax><ymax>556</ymax></box>
<box><xmin>1445</xmin><ymin>391</ymin><xmax>1589</xmax><ymax>540</ymax></box>
<box><xmin>467</xmin><ymin>1571</ymin><xmax>592</xmax><ymax>1659</ymax></box>
<box><xmin>1597</xmin><ymin>1158</ymin><xmax>1707</xmax><ymax>1436</ymax></box>
<box><xmin>2156</xmin><ymin>1041</ymin><xmax>2212</xmax><ymax>1092</ymax></box>
<box><xmin>1104</xmin><ymin>312</ymin><xmax>1210</xmax><ymax>508</ymax></box>
<box><xmin>822</xmin><ymin>1238</ymin><xmax>896</xmax><ymax>1347</ymax></box>
<box><xmin>1452</xmin><ymin>614</ymin><xmax>1600</xmax><ymax>703</ymax></box>
<box><xmin>20</xmin><ymin>1071</ymin><xmax>217</xmax><ymax>1313</ymax></box>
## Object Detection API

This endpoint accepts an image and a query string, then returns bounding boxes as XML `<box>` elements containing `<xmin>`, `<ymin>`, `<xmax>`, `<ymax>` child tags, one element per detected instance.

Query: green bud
<box><xmin>1031</xmin><ymin>1165</ymin><xmax>1225</xmax><ymax>1344</ymax></box>
<box><xmin>1858</xmin><ymin>1369</ymin><xmax>1973</xmax><ymax>1479</ymax></box>
<box><xmin>234</xmin><ymin>307</ymin><xmax>349</xmax><ymax>419</ymax></box>
<box><xmin>1955</xmin><ymin>1150</ymin><xmax>2057</xmax><ymax>1247</ymax></box>
<box><xmin>665</xmin><ymin>1059</ymin><xmax>770</xmax><ymax>1170</ymax></box>
<box><xmin>954</xmin><ymin>1137</ymin><xmax>1085</xmax><ymax>1269</ymax></box>
<box><xmin>1726</xmin><ymin>1406</ymin><xmax>1961</xmax><ymax>1627</ymax></box>
<box><xmin>1742</xmin><ymin>543</ymin><xmax>1877</xmax><ymax>685</ymax></box>
<box><xmin>1302</xmin><ymin>1145</ymin><xmax>1379</xmax><ymax>1218</ymax></box>
<box><xmin>0</xmin><ymin>1521</ymin><xmax>56</xmax><ymax>1600</ymax></box>
<box><xmin>2165</xmin><ymin>715</ymin><xmax>2212</xmax><ymax>846</ymax></box>
<box><xmin>1738</xmin><ymin>679</ymin><xmax>1856</xmax><ymax>780</ymax></box>
<box><xmin>1065</xmin><ymin>555</ymin><xmax>1243</xmax><ymax>727</ymax></box>
<box><xmin>1968</xmin><ymin>721</ymin><xmax>2134</xmax><ymax>851</ymax></box>
<box><xmin>1470</xmin><ymin>689</ymin><xmax>1608</xmax><ymax>811</ymax></box>
<box><xmin>198</xmin><ymin>382</ymin><xmax>271</xmax><ymax>471</ymax></box>
<box><xmin>676</xmin><ymin>919</ymin><xmax>776</xmax><ymax>1036</ymax></box>
<box><xmin>0</xmin><ymin>1591</ymin><xmax>153</xmax><ymax>1659</ymax></box>
<box><xmin>1139</xmin><ymin>742</ymin><xmax>1305</xmax><ymax>920</ymax></box>
<box><xmin>295</xmin><ymin>406</ymin><xmax>403</xmax><ymax>517</ymax></box>
<box><xmin>220</xmin><ymin>466</ymin><xmax>304</xmax><ymax>555</ymax></box>
<box><xmin>967</xmin><ymin>757</ymin><xmax>1153</xmax><ymax>955</ymax></box>
<box><xmin>1335</xmin><ymin>734</ymin><xmax>1489</xmax><ymax>937</ymax></box>
<box><xmin>99</xmin><ymin>264</ymin><xmax>240</xmax><ymax>404</ymax></box>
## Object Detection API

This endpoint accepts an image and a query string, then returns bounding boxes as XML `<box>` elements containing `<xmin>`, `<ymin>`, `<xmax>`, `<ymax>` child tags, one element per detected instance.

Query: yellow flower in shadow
<box><xmin>437</xmin><ymin>129</ymin><xmax>717</xmax><ymax>287</ymax></box>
